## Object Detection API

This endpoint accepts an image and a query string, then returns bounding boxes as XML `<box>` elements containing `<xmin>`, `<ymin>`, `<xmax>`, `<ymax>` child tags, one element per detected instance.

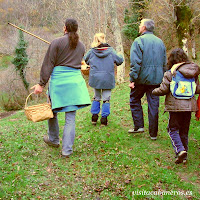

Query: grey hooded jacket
<box><xmin>84</xmin><ymin>45</ymin><xmax>124</xmax><ymax>89</ymax></box>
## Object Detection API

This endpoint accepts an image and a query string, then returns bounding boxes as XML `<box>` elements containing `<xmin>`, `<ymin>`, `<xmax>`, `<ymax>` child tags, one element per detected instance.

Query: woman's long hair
<box><xmin>167</xmin><ymin>48</ymin><xmax>189</xmax><ymax>69</ymax></box>
<box><xmin>91</xmin><ymin>33</ymin><xmax>106</xmax><ymax>48</ymax></box>
<box><xmin>65</xmin><ymin>18</ymin><xmax>79</xmax><ymax>49</ymax></box>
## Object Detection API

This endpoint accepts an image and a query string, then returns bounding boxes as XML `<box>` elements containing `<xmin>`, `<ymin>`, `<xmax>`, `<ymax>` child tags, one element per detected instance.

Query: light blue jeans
<box><xmin>93</xmin><ymin>89</ymin><xmax>111</xmax><ymax>101</ymax></box>
<box><xmin>48</xmin><ymin>111</ymin><xmax>76</xmax><ymax>156</ymax></box>
<box><xmin>91</xmin><ymin>89</ymin><xmax>111</xmax><ymax>117</ymax></box>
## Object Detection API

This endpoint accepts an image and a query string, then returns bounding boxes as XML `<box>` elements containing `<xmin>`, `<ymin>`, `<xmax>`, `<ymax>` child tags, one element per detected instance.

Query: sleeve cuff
<box><xmin>130</xmin><ymin>77</ymin><xmax>134</xmax><ymax>83</ymax></box>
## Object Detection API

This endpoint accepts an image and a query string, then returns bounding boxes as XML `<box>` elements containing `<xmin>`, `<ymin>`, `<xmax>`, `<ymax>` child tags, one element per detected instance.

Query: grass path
<box><xmin>0</xmin><ymin>80</ymin><xmax>199</xmax><ymax>199</ymax></box>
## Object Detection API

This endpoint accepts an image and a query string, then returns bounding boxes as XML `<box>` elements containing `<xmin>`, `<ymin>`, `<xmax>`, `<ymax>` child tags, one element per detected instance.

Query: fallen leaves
<box><xmin>124</xmin><ymin>179</ymin><xmax>131</xmax><ymax>184</ymax></box>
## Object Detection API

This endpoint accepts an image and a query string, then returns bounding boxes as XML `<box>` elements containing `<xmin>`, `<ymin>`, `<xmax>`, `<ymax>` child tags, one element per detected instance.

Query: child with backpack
<box><xmin>84</xmin><ymin>33</ymin><xmax>124</xmax><ymax>125</ymax></box>
<box><xmin>152</xmin><ymin>48</ymin><xmax>200</xmax><ymax>164</ymax></box>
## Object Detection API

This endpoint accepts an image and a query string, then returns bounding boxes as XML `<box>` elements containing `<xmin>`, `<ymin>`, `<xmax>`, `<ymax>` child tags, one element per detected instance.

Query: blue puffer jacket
<box><xmin>84</xmin><ymin>44</ymin><xmax>124</xmax><ymax>89</ymax></box>
<box><xmin>130</xmin><ymin>31</ymin><xmax>166</xmax><ymax>85</ymax></box>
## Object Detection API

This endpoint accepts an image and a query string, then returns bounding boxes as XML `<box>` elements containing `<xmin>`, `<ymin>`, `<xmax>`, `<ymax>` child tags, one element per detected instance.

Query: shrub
<box><xmin>0</xmin><ymin>67</ymin><xmax>28</xmax><ymax>111</ymax></box>
<box><xmin>0</xmin><ymin>55</ymin><xmax>13</xmax><ymax>69</ymax></box>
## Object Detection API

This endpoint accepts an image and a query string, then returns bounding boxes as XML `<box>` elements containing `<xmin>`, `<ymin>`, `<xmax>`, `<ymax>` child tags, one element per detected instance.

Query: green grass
<box><xmin>0</xmin><ymin>80</ymin><xmax>200</xmax><ymax>199</ymax></box>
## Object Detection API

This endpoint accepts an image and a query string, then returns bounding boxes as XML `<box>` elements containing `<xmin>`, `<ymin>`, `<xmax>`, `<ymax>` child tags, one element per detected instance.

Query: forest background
<box><xmin>0</xmin><ymin>0</ymin><xmax>200</xmax><ymax>109</ymax></box>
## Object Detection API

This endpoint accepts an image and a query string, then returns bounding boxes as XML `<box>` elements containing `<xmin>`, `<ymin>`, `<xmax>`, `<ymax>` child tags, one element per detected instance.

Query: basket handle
<box><xmin>25</xmin><ymin>92</ymin><xmax>51</xmax><ymax>108</ymax></box>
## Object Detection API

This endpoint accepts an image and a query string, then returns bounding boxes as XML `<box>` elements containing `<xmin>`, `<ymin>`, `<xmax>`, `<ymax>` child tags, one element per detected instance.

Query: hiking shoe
<box><xmin>61</xmin><ymin>154</ymin><xmax>72</xmax><ymax>158</ymax></box>
<box><xmin>175</xmin><ymin>151</ymin><xmax>187</xmax><ymax>164</ymax></box>
<box><xmin>183</xmin><ymin>159</ymin><xmax>187</xmax><ymax>164</ymax></box>
<box><xmin>92</xmin><ymin>114</ymin><xmax>99</xmax><ymax>125</ymax></box>
<box><xmin>128</xmin><ymin>127</ymin><xmax>144</xmax><ymax>133</ymax></box>
<box><xmin>150</xmin><ymin>136</ymin><xmax>157</xmax><ymax>140</ymax></box>
<box><xmin>101</xmin><ymin>117</ymin><xmax>108</xmax><ymax>126</ymax></box>
<box><xmin>43</xmin><ymin>135</ymin><xmax>60</xmax><ymax>148</ymax></box>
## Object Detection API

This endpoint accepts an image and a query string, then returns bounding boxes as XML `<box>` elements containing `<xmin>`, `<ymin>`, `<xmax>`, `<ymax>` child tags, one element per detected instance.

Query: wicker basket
<box><xmin>24</xmin><ymin>92</ymin><xmax>54</xmax><ymax>122</ymax></box>
<box><xmin>81</xmin><ymin>68</ymin><xmax>90</xmax><ymax>75</ymax></box>
<box><xmin>81</xmin><ymin>61</ymin><xmax>90</xmax><ymax>75</ymax></box>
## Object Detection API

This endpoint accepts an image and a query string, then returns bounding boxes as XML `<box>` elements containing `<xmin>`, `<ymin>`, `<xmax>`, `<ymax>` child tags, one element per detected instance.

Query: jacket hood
<box><xmin>171</xmin><ymin>62</ymin><xmax>200</xmax><ymax>78</ymax></box>
<box><xmin>92</xmin><ymin>47</ymin><xmax>113</xmax><ymax>58</ymax></box>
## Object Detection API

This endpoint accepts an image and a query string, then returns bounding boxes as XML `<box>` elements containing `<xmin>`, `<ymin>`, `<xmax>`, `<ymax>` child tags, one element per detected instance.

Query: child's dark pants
<box><xmin>168</xmin><ymin>111</ymin><xmax>191</xmax><ymax>156</ymax></box>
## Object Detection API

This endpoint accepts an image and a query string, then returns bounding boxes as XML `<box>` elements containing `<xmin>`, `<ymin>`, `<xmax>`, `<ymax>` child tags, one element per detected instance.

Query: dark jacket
<box><xmin>39</xmin><ymin>34</ymin><xmax>85</xmax><ymax>87</ymax></box>
<box><xmin>130</xmin><ymin>31</ymin><xmax>166</xmax><ymax>85</ymax></box>
<box><xmin>152</xmin><ymin>62</ymin><xmax>200</xmax><ymax>112</ymax></box>
<box><xmin>84</xmin><ymin>44</ymin><xmax>124</xmax><ymax>89</ymax></box>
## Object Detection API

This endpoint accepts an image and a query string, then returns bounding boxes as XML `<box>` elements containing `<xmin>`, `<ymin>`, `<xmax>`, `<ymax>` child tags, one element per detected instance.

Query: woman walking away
<box><xmin>152</xmin><ymin>48</ymin><xmax>200</xmax><ymax>164</ymax></box>
<box><xmin>31</xmin><ymin>18</ymin><xmax>91</xmax><ymax>158</ymax></box>
<box><xmin>84</xmin><ymin>33</ymin><xmax>124</xmax><ymax>126</ymax></box>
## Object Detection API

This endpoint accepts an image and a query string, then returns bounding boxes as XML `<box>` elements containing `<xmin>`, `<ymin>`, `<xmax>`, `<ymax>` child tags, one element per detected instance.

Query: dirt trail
<box><xmin>0</xmin><ymin>111</ymin><xmax>16</xmax><ymax>119</ymax></box>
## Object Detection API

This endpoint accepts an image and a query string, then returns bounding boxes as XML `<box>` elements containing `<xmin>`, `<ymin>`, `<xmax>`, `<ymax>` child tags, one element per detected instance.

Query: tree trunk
<box><xmin>89</xmin><ymin>0</ymin><xmax>96</xmax><ymax>36</ymax></box>
<box><xmin>109</xmin><ymin>0</ymin><xmax>125</xmax><ymax>83</ymax></box>
<box><xmin>190</xmin><ymin>23</ymin><xmax>196</xmax><ymax>59</ymax></box>
<box><xmin>103</xmin><ymin>0</ymin><xmax>108</xmax><ymax>35</ymax></box>
<box><xmin>191</xmin><ymin>37</ymin><xmax>196</xmax><ymax>59</ymax></box>
<box><xmin>97</xmin><ymin>0</ymin><xmax>101</xmax><ymax>32</ymax></box>
<box><xmin>182</xmin><ymin>37</ymin><xmax>188</xmax><ymax>56</ymax></box>
<box><xmin>174</xmin><ymin>0</ymin><xmax>192</xmax><ymax>55</ymax></box>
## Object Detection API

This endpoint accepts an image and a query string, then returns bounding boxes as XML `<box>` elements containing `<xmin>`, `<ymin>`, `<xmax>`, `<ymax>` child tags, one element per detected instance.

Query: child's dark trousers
<box><xmin>168</xmin><ymin>111</ymin><xmax>191</xmax><ymax>155</ymax></box>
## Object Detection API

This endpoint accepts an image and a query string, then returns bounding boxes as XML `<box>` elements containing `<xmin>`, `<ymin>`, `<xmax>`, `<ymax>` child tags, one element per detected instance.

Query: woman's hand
<box><xmin>31</xmin><ymin>84</ymin><xmax>44</xmax><ymax>94</ymax></box>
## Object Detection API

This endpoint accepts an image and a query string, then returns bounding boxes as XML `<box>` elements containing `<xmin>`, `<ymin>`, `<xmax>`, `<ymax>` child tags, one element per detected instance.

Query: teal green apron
<box><xmin>49</xmin><ymin>66</ymin><xmax>91</xmax><ymax>112</ymax></box>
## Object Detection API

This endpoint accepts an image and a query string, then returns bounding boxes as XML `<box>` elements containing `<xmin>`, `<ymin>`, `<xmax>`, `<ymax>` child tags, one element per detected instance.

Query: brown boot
<box><xmin>43</xmin><ymin>135</ymin><xmax>60</xmax><ymax>148</ymax></box>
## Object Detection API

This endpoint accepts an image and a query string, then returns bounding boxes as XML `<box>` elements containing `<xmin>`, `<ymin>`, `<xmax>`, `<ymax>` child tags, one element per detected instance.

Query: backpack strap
<box><xmin>171</xmin><ymin>62</ymin><xmax>185</xmax><ymax>75</ymax></box>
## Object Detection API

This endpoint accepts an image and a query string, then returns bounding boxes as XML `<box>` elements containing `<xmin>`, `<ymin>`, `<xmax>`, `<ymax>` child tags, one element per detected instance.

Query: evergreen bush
<box><xmin>12</xmin><ymin>29</ymin><xmax>29</xmax><ymax>91</ymax></box>
<box><xmin>122</xmin><ymin>0</ymin><xmax>146</xmax><ymax>41</ymax></box>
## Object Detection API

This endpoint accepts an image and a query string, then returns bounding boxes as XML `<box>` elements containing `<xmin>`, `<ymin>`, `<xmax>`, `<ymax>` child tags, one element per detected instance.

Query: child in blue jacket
<box><xmin>84</xmin><ymin>33</ymin><xmax>124</xmax><ymax>125</ymax></box>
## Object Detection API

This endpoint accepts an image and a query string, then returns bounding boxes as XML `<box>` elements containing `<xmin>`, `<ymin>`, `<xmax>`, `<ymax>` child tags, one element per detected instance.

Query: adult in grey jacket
<box><xmin>129</xmin><ymin>19</ymin><xmax>166</xmax><ymax>140</ymax></box>
<box><xmin>84</xmin><ymin>33</ymin><xmax>123</xmax><ymax>126</ymax></box>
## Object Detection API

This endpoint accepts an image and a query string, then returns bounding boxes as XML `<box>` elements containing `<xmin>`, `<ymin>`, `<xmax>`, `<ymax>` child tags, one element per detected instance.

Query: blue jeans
<box><xmin>168</xmin><ymin>112</ymin><xmax>191</xmax><ymax>155</ymax></box>
<box><xmin>93</xmin><ymin>89</ymin><xmax>111</xmax><ymax>101</ymax></box>
<box><xmin>91</xmin><ymin>89</ymin><xmax>111</xmax><ymax>117</ymax></box>
<box><xmin>130</xmin><ymin>84</ymin><xmax>159</xmax><ymax>137</ymax></box>
<box><xmin>48</xmin><ymin>111</ymin><xmax>76</xmax><ymax>156</ymax></box>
